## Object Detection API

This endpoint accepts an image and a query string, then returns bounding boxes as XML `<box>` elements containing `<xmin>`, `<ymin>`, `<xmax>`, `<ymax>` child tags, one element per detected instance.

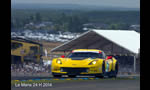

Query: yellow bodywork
<box><xmin>105</xmin><ymin>57</ymin><xmax>117</xmax><ymax>72</ymax></box>
<box><xmin>51</xmin><ymin>49</ymin><xmax>117</xmax><ymax>75</ymax></box>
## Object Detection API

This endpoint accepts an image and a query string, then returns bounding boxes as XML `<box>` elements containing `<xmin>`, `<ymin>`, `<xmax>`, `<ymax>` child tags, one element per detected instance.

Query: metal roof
<box><xmin>11</xmin><ymin>37</ymin><xmax>42</xmax><ymax>46</ymax></box>
<box><xmin>51</xmin><ymin>29</ymin><xmax>140</xmax><ymax>55</ymax></box>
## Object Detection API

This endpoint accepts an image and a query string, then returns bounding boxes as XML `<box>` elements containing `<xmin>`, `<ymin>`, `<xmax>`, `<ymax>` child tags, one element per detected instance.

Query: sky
<box><xmin>11</xmin><ymin>0</ymin><xmax>140</xmax><ymax>8</ymax></box>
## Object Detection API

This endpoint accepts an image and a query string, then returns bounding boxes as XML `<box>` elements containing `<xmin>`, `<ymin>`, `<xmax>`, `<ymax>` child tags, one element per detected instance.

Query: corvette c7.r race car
<box><xmin>51</xmin><ymin>49</ymin><xmax>118</xmax><ymax>78</ymax></box>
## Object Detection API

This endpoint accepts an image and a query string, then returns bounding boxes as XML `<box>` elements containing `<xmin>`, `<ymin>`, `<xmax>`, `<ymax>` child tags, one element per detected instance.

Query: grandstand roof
<box><xmin>51</xmin><ymin>29</ymin><xmax>140</xmax><ymax>55</ymax></box>
<box><xmin>11</xmin><ymin>37</ymin><xmax>42</xmax><ymax>46</ymax></box>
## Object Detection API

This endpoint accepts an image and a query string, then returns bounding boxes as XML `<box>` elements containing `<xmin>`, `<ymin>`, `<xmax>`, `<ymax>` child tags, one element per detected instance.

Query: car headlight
<box><xmin>56</xmin><ymin>59</ymin><xmax>62</xmax><ymax>64</ymax></box>
<box><xmin>89</xmin><ymin>60</ymin><xmax>97</xmax><ymax>65</ymax></box>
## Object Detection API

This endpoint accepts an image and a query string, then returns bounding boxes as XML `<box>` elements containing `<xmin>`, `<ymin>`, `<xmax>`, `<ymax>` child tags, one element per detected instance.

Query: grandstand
<box><xmin>11</xmin><ymin>37</ymin><xmax>43</xmax><ymax>64</ymax></box>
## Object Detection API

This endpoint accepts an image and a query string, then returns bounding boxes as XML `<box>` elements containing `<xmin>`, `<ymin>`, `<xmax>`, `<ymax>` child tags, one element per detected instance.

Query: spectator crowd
<box><xmin>11</xmin><ymin>62</ymin><xmax>51</xmax><ymax>77</ymax></box>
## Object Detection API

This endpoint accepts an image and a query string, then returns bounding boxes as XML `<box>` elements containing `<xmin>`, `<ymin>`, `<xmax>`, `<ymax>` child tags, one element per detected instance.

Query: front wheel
<box><xmin>53</xmin><ymin>75</ymin><xmax>62</xmax><ymax>78</ymax></box>
<box><xmin>68</xmin><ymin>75</ymin><xmax>76</xmax><ymax>78</ymax></box>
<box><xmin>95</xmin><ymin>75</ymin><xmax>104</xmax><ymax>78</ymax></box>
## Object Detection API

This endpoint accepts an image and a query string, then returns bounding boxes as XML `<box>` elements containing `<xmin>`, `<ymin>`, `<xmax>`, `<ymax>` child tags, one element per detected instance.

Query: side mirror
<box><xmin>61</xmin><ymin>55</ymin><xmax>65</xmax><ymax>58</ymax></box>
<box><xmin>106</xmin><ymin>56</ymin><xmax>113</xmax><ymax>60</ymax></box>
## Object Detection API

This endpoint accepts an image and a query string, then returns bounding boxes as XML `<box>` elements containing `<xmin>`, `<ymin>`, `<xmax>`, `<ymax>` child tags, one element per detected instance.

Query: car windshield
<box><xmin>68</xmin><ymin>52</ymin><xmax>103</xmax><ymax>60</ymax></box>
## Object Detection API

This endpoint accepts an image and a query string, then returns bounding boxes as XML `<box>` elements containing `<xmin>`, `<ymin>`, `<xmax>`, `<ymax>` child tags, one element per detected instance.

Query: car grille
<box><xmin>61</xmin><ymin>68</ymin><xmax>88</xmax><ymax>74</ymax></box>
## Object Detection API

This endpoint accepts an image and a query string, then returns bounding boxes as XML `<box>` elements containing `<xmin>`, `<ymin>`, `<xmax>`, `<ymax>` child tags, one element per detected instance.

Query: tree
<box><xmin>67</xmin><ymin>15</ymin><xmax>84</xmax><ymax>32</ymax></box>
<box><xmin>108</xmin><ymin>24</ymin><xmax>120</xmax><ymax>30</ymax></box>
<box><xmin>29</xmin><ymin>15</ymin><xmax>34</xmax><ymax>22</ymax></box>
<box><xmin>35</xmin><ymin>13</ymin><xmax>42</xmax><ymax>23</ymax></box>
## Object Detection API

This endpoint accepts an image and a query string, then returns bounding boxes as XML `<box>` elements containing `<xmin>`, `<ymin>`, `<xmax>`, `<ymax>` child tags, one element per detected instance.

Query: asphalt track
<box><xmin>11</xmin><ymin>77</ymin><xmax>140</xmax><ymax>90</ymax></box>
<box><xmin>11</xmin><ymin>75</ymin><xmax>140</xmax><ymax>80</ymax></box>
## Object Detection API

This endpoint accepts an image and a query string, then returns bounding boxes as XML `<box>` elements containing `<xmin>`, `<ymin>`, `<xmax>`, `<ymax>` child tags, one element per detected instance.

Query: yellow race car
<box><xmin>51</xmin><ymin>49</ymin><xmax>118</xmax><ymax>78</ymax></box>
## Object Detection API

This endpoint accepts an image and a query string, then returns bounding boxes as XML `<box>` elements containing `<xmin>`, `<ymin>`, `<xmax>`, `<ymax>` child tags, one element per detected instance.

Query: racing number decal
<box><xmin>105</xmin><ymin>60</ymin><xmax>112</xmax><ymax>72</ymax></box>
<box><xmin>106</xmin><ymin>61</ymin><xmax>109</xmax><ymax>72</ymax></box>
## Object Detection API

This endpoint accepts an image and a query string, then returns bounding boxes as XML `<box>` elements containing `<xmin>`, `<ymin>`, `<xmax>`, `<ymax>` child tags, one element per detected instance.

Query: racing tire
<box><xmin>95</xmin><ymin>61</ymin><xmax>105</xmax><ymax>78</ymax></box>
<box><xmin>95</xmin><ymin>75</ymin><xmax>104</xmax><ymax>78</ymax></box>
<box><xmin>53</xmin><ymin>75</ymin><xmax>62</xmax><ymax>78</ymax></box>
<box><xmin>68</xmin><ymin>75</ymin><xmax>76</xmax><ymax>78</ymax></box>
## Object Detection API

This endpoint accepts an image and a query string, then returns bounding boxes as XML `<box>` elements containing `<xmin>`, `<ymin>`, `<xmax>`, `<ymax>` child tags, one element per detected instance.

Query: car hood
<box><xmin>60</xmin><ymin>58</ymin><xmax>101</xmax><ymax>67</ymax></box>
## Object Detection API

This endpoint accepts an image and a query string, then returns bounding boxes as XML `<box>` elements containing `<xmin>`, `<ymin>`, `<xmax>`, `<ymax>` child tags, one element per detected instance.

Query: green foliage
<box><xmin>11</xmin><ymin>9</ymin><xmax>140</xmax><ymax>32</ymax></box>
<box><xmin>35</xmin><ymin>13</ymin><xmax>42</xmax><ymax>23</ymax></box>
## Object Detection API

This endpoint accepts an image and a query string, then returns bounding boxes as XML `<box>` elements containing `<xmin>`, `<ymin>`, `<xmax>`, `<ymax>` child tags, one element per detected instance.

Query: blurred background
<box><xmin>11</xmin><ymin>0</ymin><xmax>140</xmax><ymax>78</ymax></box>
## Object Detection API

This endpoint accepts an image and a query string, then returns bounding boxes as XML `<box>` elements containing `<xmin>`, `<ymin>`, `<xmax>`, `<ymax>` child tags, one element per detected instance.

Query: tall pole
<box><xmin>133</xmin><ymin>55</ymin><xmax>136</xmax><ymax>73</ymax></box>
<box><xmin>112</xmin><ymin>43</ymin><xmax>113</xmax><ymax>54</ymax></box>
